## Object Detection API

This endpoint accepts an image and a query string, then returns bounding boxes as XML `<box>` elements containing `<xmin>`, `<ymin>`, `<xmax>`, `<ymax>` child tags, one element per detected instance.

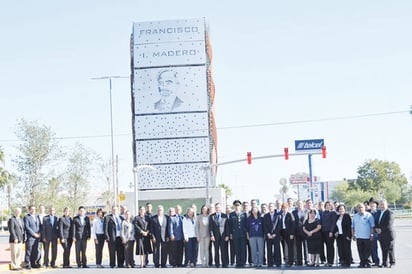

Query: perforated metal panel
<box><xmin>134</xmin><ymin>42</ymin><xmax>206</xmax><ymax>68</ymax></box>
<box><xmin>137</xmin><ymin>163</ymin><xmax>208</xmax><ymax>189</ymax></box>
<box><xmin>132</xmin><ymin>18</ymin><xmax>213</xmax><ymax>190</ymax></box>
<box><xmin>134</xmin><ymin>66</ymin><xmax>208</xmax><ymax>114</ymax></box>
<box><xmin>133</xmin><ymin>19</ymin><xmax>206</xmax><ymax>68</ymax></box>
<box><xmin>135</xmin><ymin>137</ymin><xmax>210</xmax><ymax>164</ymax></box>
<box><xmin>135</xmin><ymin>112</ymin><xmax>209</xmax><ymax>139</ymax></box>
<box><xmin>133</xmin><ymin>18</ymin><xmax>205</xmax><ymax>44</ymax></box>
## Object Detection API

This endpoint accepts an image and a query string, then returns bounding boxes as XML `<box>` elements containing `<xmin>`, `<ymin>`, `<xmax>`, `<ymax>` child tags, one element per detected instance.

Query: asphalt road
<box><xmin>1</xmin><ymin>219</ymin><xmax>411</xmax><ymax>274</ymax></box>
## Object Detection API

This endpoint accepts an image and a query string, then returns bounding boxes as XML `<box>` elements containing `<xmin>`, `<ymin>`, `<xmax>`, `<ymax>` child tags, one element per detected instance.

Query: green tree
<box><xmin>330</xmin><ymin>181</ymin><xmax>349</xmax><ymax>203</ymax></box>
<box><xmin>14</xmin><ymin>119</ymin><xmax>59</xmax><ymax>206</ymax></box>
<box><xmin>96</xmin><ymin>160</ymin><xmax>114</xmax><ymax>209</ymax></box>
<box><xmin>0</xmin><ymin>147</ymin><xmax>16</xmax><ymax>215</ymax></box>
<box><xmin>331</xmin><ymin>180</ymin><xmax>377</xmax><ymax>211</ymax></box>
<box><xmin>218</xmin><ymin>183</ymin><xmax>233</xmax><ymax>205</ymax></box>
<box><xmin>279</xmin><ymin>178</ymin><xmax>289</xmax><ymax>202</ymax></box>
<box><xmin>351</xmin><ymin>159</ymin><xmax>408</xmax><ymax>206</ymax></box>
<box><xmin>0</xmin><ymin>146</ymin><xmax>7</xmax><ymax>188</ymax></box>
<box><xmin>63</xmin><ymin>142</ymin><xmax>97</xmax><ymax>210</ymax></box>
<box><xmin>36</xmin><ymin>177</ymin><xmax>67</xmax><ymax>214</ymax></box>
<box><xmin>381</xmin><ymin>180</ymin><xmax>401</xmax><ymax>209</ymax></box>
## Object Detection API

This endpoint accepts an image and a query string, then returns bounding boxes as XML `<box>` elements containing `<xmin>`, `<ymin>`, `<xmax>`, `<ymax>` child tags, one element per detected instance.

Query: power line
<box><xmin>218</xmin><ymin>110</ymin><xmax>409</xmax><ymax>130</ymax></box>
<box><xmin>0</xmin><ymin>109</ymin><xmax>408</xmax><ymax>143</ymax></box>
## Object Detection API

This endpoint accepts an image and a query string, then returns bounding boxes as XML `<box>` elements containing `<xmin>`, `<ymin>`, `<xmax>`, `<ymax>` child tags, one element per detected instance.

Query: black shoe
<box><xmin>25</xmin><ymin>266</ymin><xmax>31</xmax><ymax>270</ymax></box>
<box><xmin>83</xmin><ymin>265</ymin><xmax>89</xmax><ymax>268</ymax></box>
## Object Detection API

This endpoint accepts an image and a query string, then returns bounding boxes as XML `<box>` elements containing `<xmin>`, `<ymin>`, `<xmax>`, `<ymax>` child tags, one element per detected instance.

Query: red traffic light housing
<box><xmin>322</xmin><ymin>146</ymin><xmax>327</xmax><ymax>158</ymax></box>
<box><xmin>284</xmin><ymin>147</ymin><xmax>289</xmax><ymax>160</ymax></box>
<box><xmin>247</xmin><ymin>152</ymin><xmax>252</xmax><ymax>164</ymax></box>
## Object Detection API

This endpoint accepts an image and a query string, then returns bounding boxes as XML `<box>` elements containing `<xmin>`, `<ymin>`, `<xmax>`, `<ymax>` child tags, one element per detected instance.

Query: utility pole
<box><xmin>91</xmin><ymin>76</ymin><xmax>128</xmax><ymax>206</ymax></box>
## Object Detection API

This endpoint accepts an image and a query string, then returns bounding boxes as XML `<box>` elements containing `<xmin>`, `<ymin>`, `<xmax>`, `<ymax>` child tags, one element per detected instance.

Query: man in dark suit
<box><xmin>228</xmin><ymin>200</ymin><xmax>247</xmax><ymax>268</ymax></box>
<box><xmin>36</xmin><ymin>205</ymin><xmax>46</xmax><ymax>267</ymax></box>
<box><xmin>280</xmin><ymin>202</ymin><xmax>295</xmax><ymax>266</ymax></box>
<box><xmin>24</xmin><ymin>205</ymin><xmax>40</xmax><ymax>269</ymax></box>
<box><xmin>104</xmin><ymin>205</ymin><xmax>125</xmax><ymax>268</ymax></box>
<box><xmin>225</xmin><ymin>205</ymin><xmax>235</xmax><ymax>265</ymax></box>
<box><xmin>72</xmin><ymin>206</ymin><xmax>91</xmax><ymax>268</ymax></box>
<box><xmin>41</xmin><ymin>207</ymin><xmax>59</xmax><ymax>268</ymax></box>
<box><xmin>292</xmin><ymin>200</ymin><xmax>307</xmax><ymax>266</ymax></box>
<box><xmin>368</xmin><ymin>200</ymin><xmax>380</xmax><ymax>266</ymax></box>
<box><xmin>168</xmin><ymin>206</ymin><xmax>184</xmax><ymax>267</ymax></box>
<box><xmin>8</xmin><ymin>207</ymin><xmax>25</xmax><ymax>270</ymax></box>
<box><xmin>264</xmin><ymin>202</ymin><xmax>282</xmax><ymax>267</ymax></box>
<box><xmin>376</xmin><ymin>199</ymin><xmax>395</xmax><ymax>268</ymax></box>
<box><xmin>151</xmin><ymin>205</ymin><xmax>170</xmax><ymax>268</ymax></box>
<box><xmin>209</xmin><ymin>202</ymin><xmax>229</xmax><ymax>267</ymax></box>
<box><xmin>59</xmin><ymin>207</ymin><xmax>73</xmax><ymax>268</ymax></box>
<box><xmin>144</xmin><ymin>202</ymin><xmax>153</xmax><ymax>266</ymax></box>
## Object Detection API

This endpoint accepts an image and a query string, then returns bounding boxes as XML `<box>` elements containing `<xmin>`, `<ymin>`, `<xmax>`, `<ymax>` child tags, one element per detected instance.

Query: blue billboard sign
<box><xmin>295</xmin><ymin>139</ymin><xmax>324</xmax><ymax>151</ymax></box>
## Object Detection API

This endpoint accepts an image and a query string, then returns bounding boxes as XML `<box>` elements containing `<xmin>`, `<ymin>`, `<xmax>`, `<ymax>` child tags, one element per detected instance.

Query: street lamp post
<box><xmin>133</xmin><ymin>165</ymin><xmax>155</xmax><ymax>216</ymax></box>
<box><xmin>91</xmin><ymin>76</ymin><xmax>128</xmax><ymax>206</ymax></box>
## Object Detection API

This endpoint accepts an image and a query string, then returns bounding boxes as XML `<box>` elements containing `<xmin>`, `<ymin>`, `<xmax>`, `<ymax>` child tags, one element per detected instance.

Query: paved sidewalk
<box><xmin>0</xmin><ymin>234</ymin><xmax>108</xmax><ymax>272</ymax></box>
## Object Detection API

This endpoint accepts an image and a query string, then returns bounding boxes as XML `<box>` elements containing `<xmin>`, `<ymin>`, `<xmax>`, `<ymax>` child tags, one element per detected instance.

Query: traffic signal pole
<box><xmin>308</xmin><ymin>154</ymin><xmax>314</xmax><ymax>201</ymax></box>
<box><xmin>205</xmin><ymin>151</ymin><xmax>323</xmax><ymax>204</ymax></box>
<box><xmin>212</xmin><ymin>151</ymin><xmax>322</xmax><ymax>168</ymax></box>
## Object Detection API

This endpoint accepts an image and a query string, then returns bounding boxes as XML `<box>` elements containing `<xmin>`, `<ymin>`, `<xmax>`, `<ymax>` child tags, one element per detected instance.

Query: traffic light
<box><xmin>284</xmin><ymin>147</ymin><xmax>289</xmax><ymax>160</ymax></box>
<box><xmin>322</xmin><ymin>146</ymin><xmax>327</xmax><ymax>158</ymax></box>
<box><xmin>247</xmin><ymin>152</ymin><xmax>252</xmax><ymax>164</ymax></box>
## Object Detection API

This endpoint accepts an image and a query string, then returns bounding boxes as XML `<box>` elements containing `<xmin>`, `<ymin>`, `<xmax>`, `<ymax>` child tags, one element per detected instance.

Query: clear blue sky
<box><xmin>1</xmin><ymin>0</ymin><xmax>411</xmax><ymax>204</ymax></box>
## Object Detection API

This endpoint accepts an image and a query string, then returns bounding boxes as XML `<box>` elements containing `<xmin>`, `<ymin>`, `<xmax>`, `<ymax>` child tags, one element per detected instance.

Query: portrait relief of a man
<box><xmin>154</xmin><ymin>69</ymin><xmax>184</xmax><ymax>112</ymax></box>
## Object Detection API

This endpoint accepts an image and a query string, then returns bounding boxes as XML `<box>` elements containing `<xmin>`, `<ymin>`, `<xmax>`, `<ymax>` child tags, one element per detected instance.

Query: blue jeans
<box><xmin>185</xmin><ymin>238</ymin><xmax>198</xmax><ymax>265</ymax></box>
<box><xmin>249</xmin><ymin>237</ymin><xmax>264</xmax><ymax>266</ymax></box>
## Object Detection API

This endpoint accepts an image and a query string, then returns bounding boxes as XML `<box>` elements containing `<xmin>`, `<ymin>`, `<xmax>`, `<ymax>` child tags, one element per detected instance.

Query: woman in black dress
<box><xmin>303</xmin><ymin>209</ymin><xmax>322</xmax><ymax>266</ymax></box>
<box><xmin>134</xmin><ymin>206</ymin><xmax>152</xmax><ymax>267</ymax></box>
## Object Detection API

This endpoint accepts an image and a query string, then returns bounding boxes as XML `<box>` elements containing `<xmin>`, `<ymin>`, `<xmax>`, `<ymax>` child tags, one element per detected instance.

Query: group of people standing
<box><xmin>7</xmin><ymin>198</ymin><xmax>395</xmax><ymax>270</ymax></box>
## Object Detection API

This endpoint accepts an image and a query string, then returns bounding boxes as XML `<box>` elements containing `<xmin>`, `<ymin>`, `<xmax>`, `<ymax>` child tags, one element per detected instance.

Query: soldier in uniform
<box><xmin>228</xmin><ymin>200</ymin><xmax>247</xmax><ymax>267</ymax></box>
